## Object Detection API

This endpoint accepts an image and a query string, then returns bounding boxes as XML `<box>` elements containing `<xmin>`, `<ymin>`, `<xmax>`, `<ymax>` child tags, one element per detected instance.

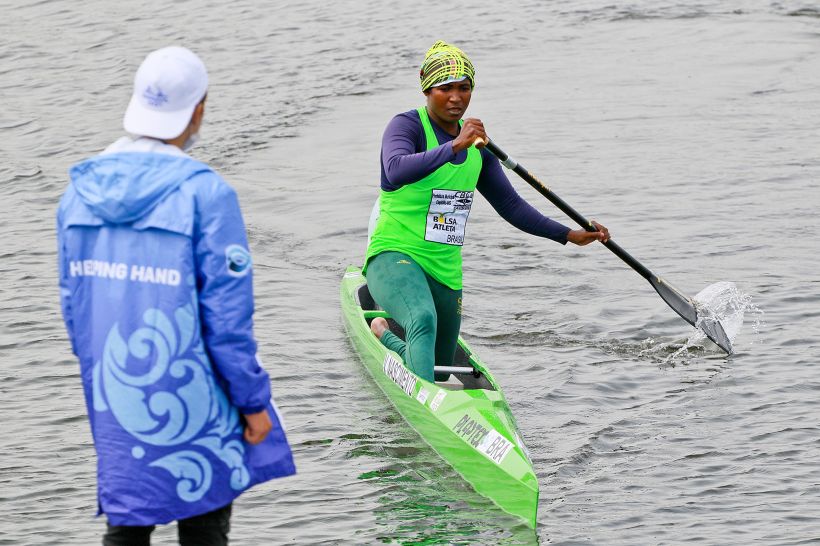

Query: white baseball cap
<box><xmin>123</xmin><ymin>46</ymin><xmax>208</xmax><ymax>140</ymax></box>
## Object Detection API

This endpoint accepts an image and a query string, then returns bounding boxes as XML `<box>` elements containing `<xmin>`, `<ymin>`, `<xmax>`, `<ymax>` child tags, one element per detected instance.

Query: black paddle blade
<box><xmin>649</xmin><ymin>276</ymin><xmax>734</xmax><ymax>354</ymax></box>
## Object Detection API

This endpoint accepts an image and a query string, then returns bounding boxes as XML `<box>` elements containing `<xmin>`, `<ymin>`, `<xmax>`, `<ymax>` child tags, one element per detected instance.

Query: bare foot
<box><xmin>370</xmin><ymin>317</ymin><xmax>389</xmax><ymax>340</ymax></box>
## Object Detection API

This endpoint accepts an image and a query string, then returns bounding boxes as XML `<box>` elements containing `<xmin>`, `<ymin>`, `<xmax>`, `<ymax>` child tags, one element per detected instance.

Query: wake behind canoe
<box><xmin>340</xmin><ymin>266</ymin><xmax>539</xmax><ymax>527</ymax></box>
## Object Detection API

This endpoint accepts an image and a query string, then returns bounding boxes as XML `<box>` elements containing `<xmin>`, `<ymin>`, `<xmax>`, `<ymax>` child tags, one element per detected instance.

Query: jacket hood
<box><xmin>69</xmin><ymin>152</ymin><xmax>208</xmax><ymax>223</ymax></box>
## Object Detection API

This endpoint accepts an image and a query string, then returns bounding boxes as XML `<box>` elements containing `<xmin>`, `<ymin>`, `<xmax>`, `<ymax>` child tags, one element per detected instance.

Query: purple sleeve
<box><xmin>477</xmin><ymin>149</ymin><xmax>571</xmax><ymax>244</ymax></box>
<box><xmin>381</xmin><ymin>112</ymin><xmax>456</xmax><ymax>190</ymax></box>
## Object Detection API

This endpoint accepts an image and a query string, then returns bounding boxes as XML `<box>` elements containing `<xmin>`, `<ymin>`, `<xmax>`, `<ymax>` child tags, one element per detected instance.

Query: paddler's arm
<box><xmin>381</xmin><ymin>112</ymin><xmax>457</xmax><ymax>189</ymax></box>
<box><xmin>194</xmin><ymin>175</ymin><xmax>272</xmax><ymax>444</ymax></box>
<box><xmin>477</xmin><ymin>151</ymin><xmax>611</xmax><ymax>246</ymax></box>
<box><xmin>477</xmin><ymin>150</ymin><xmax>572</xmax><ymax>243</ymax></box>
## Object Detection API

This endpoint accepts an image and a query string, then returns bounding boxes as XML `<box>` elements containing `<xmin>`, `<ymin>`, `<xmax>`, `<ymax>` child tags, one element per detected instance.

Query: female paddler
<box><xmin>363</xmin><ymin>41</ymin><xmax>610</xmax><ymax>383</ymax></box>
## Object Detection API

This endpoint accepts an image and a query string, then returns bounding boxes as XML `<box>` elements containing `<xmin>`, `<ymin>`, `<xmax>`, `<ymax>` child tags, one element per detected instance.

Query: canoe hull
<box><xmin>340</xmin><ymin>266</ymin><xmax>539</xmax><ymax>527</ymax></box>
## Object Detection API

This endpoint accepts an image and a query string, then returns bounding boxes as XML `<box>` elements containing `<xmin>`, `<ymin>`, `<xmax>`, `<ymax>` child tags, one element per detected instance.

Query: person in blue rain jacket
<box><xmin>56</xmin><ymin>46</ymin><xmax>295</xmax><ymax>545</ymax></box>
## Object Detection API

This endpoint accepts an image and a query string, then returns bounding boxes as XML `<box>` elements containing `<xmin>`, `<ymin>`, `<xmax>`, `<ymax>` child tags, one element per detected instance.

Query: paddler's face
<box><xmin>424</xmin><ymin>80</ymin><xmax>473</xmax><ymax>124</ymax></box>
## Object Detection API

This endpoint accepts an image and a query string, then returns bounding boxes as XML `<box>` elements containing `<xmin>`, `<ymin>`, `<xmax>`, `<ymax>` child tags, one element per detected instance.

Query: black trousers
<box><xmin>102</xmin><ymin>503</ymin><xmax>232</xmax><ymax>546</ymax></box>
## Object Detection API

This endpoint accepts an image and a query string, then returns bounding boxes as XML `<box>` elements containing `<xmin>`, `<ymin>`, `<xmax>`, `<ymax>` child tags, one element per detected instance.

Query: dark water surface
<box><xmin>2</xmin><ymin>1</ymin><xmax>819</xmax><ymax>544</ymax></box>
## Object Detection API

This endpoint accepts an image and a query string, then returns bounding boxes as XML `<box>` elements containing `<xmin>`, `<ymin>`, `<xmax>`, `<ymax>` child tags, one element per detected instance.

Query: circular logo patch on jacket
<box><xmin>225</xmin><ymin>244</ymin><xmax>252</xmax><ymax>277</ymax></box>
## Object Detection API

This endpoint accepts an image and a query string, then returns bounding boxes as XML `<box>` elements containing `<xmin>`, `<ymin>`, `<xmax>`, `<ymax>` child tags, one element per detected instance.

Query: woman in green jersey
<box><xmin>363</xmin><ymin>41</ymin><xmax>609</xmax><ymax>383</ymax></box>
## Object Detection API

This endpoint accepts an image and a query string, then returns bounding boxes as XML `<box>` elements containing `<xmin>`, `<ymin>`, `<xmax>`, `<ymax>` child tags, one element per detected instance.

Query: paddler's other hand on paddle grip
<box><xmin>567</xmin><ymin>220</ymin><xmax>610</xmax><ymax>246</ymax></box>
<box><xmin>243</xmin><ymin>409</ymin><xmax>273</xmax><ymax>445</ymax></box>
<box><xmin>452</xmin><ymin>118</ymin><xmax>487</xmax><ymax>153</ymax></box>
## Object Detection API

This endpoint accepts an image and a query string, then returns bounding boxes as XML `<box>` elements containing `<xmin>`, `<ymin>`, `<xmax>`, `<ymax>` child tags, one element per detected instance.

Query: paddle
<box><xmin>482</xmin><ymin>138</ymin><xmax>733</xmax><ymax>355</ymax></box>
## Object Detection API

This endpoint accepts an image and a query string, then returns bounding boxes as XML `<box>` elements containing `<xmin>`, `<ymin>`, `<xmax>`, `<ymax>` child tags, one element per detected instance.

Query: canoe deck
<box><xmin>341</xmin><ymin>266</ymin><xmax>539</xmax><ymax>527</ymax></box>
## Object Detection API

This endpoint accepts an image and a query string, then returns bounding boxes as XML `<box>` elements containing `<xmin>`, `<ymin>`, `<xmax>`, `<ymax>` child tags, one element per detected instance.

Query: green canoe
<box><xmin>340</xmin><ymin>266</ymin><xmax>539</xmax><ymax>527</ymax></box>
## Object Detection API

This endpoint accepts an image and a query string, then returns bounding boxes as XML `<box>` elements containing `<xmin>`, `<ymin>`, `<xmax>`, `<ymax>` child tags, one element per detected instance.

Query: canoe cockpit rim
<box><xmin>352</xmin><ymin>281</ymin><xmax>495</xmax><ymax>391</ymax></box>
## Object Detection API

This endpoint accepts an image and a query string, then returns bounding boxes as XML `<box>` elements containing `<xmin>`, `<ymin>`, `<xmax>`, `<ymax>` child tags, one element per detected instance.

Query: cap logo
<box><xmin>142</xmin><ymin>85</ymin><xmax>169</xmax><ymax>107</ymax></box>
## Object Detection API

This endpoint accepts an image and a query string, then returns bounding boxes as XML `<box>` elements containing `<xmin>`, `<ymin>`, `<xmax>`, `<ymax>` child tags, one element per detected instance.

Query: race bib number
<box><xmin>425</xmin><ymin>189</ymin><xmax>474</xmax><ymax>246</ymax></box>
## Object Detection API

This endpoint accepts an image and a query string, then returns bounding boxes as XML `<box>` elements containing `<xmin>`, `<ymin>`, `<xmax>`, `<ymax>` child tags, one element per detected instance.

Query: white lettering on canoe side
<box><xmin>430</xmin><ymin>390</ymin><xmax>447</xmax><ymax>412</ymax></box>
<box><xmin>416</xmin><ymin>388</ymin><xmax>429</xmax><ymax>405</ymax></box>
<box><xmin>453</xmin><ymin>413</ymin><xmax>489</xmax><ymax>448</ymax></box>
<box><xmin>478</xmin><ymin>430</ymin><xmax>514</xmax><ymax>465</ymax></box>
<box><xmin>453</xmin><ymin>413</ymin><xmax>515</xmax><ymax>465</ymax></box>
<box><xmin>383</xmin><ymin>354</ymin><xmax>417</xmax><ymax>397</ymax></box>
<box><xmin>514</xmin><ymin>431</ymin><xmax>531</xmax><ymax>461</ymax></box>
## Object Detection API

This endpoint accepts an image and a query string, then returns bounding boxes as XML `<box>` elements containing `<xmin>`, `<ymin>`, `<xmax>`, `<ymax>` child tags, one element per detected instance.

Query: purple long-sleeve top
<box><xmin>380</xmin><ymin>109</ymin><xmax>570</xmax><ymax>244</ymax></box>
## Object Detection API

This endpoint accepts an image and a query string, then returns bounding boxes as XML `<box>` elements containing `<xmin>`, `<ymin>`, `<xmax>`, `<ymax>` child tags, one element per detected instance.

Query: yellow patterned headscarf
<box><xmin>419</xmin><ymin>40</ymin><xmax>475</xmax><ymax>91</ymax></box>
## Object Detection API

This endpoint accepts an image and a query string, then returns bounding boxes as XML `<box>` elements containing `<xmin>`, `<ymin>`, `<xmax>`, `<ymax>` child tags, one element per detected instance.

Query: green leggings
<box><xmin>365</xmin><ymin>251</ymin><xmax>462</xmax><ymax>383</ymax></box>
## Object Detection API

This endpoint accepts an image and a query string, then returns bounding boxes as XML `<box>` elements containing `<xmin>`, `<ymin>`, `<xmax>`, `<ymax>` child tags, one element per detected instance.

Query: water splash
<box><xmin>678</xmin><ymin>282</ymin><xmax>762</xmax><ymax>358</ymax></box>
<box><xmin>638</xmin><ymin>282</ymin><xmax>763</xmax><ymax>361</ymax></box>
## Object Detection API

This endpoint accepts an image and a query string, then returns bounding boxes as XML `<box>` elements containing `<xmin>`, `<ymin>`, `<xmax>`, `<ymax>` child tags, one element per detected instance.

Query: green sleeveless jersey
<box><xmin>364</xmin><ymin>107</ymin><xmax>483</xmax><ymax>290</ymax></box>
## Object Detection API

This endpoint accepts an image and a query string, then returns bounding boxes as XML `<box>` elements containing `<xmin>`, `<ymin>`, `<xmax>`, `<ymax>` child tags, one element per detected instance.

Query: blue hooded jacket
<box><xmin>57</xmin><ymin>146</ymin><xmax>296</xmax><ymax>526</ymax></box>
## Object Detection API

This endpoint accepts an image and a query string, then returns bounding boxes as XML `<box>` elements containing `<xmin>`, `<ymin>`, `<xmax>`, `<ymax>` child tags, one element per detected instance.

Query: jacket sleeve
<box><xmin>194</xmin><ymin>177</ymin><xmax>271</xmax><ymax>414</ymax></box>
<box><xmin>56</xmin><ymin>206</ymin><xmax>78</xmax><ymax>356</ymax></box>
